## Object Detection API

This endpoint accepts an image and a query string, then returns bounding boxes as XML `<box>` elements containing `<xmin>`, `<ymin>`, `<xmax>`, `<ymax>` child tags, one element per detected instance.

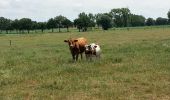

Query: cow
<box><xmin>85</xmin><ymin>43</ymin><xmax>101</xmax><ymax>60</ymax></box>
<box><xmin>64</xmin><ymin>37</ymin><xmax>87</xmax><ymax>61</ymax></box>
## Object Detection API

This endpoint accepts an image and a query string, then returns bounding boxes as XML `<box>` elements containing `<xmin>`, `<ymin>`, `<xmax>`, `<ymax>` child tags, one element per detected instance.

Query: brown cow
<box><xmin>64</xmin><ymin>37</ymin><xmax>87</xmax><ymax>61</ymax></box>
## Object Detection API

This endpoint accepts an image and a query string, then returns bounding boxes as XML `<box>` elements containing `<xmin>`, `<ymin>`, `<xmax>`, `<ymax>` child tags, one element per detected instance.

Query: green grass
<box><xmin>0</xmin><ymin>28</ymin><xmax>170</xmax><ymax>99</ymax></box>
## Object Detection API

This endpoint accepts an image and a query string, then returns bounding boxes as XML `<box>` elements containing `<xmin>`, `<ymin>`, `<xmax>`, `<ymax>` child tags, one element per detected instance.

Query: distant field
<box><xmin>0</xmin><ymin>28</ymin><xmax>170</xmax><ymax>99</ymax></box>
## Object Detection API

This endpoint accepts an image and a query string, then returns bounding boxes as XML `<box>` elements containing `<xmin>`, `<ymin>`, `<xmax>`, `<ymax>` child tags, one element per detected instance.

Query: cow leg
<box><xmin>89</xmin><ymin>54</ymin><xmax>92</xmax><ymax>61</ymax></box>
<box><xmin>86</xmin><ymin>54</ymin><xmax>89</xmax><ymax>60</ymax></box>
<box><xmin>72</xmin><ymin>54</ymin><xmax>76</xmax><ymax>61</ymax></box>
<box><xmin>80</xmin><ymin>53</ymin><xmax>83</xmax><ymax>59</ymax></box>
<box><xmin>76</xmin><ymin>53</ymin><xmax>79</xmax><ymax>61</ymax></box>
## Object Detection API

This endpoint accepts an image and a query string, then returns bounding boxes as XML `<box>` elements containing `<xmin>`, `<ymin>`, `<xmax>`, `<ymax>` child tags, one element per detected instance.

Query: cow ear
<box><xmin>74</xmin><ymin>40</ymin><xmax>78</xmax><ymax>42</ymax></box>
<box><xmin>64</xmin><ymin>40</ymin><xmax>68</xmax><ymax>42</ymax></box>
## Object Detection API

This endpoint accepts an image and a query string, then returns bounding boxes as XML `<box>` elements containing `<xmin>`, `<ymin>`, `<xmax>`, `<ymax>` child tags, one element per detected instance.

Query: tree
<box><xmin>110</xmin><ymin>8</ymin><xmax>123</xmax><ymax>27</ymax></box>
<box><xmin>12</xmin><ymin>19</ymin><xmax>21</xmax><ymax>33</ymax></box>
<box><xmin>110</xmin><ymin>8</ymin><xmax>131</xmax><ymax>27</ymax></box>
<box><xmin>0</xmin><ymin>17</ymin><xmax>13</xmax><ymax>33</ymax></box>
<box><xmin>19</xmin><ymin>18</ymin><xmax>32</xmax><ymax>33</ymax></box>
<box><xmin>74</xmin><ymin>12</ymin><xmax>92</xmax><ymax>32</ymax></box>
<box><xmin>146</xmin><ymin>18</ymin><xmax>155</xmax><ymax>26</ymax></box>
<box><xmin>168</xmin><ymin>10</ymin><xmax>170</xmax><ymax>24</ymax></box>
<box><xmin>31</xmin><ymin>21</ymin><xmax>38</xmax><ymax>33</ymax></box>
<box><xmin>62</xmin><ymin>18</ymin><xmax>73</xmax><ymax>32</ymax></box>
<box><xmin>95</xmin><ymin>13</ymin><xmax>103</xmax><ymax>28</ymax></box>
<box><xmin>47</xmin><ymin>18</ymin><xmax>55</xmax><ymax>32</ymax></box>
<box><xmin>130</xmin><ymin>14</ymin><xmax>145</xmax><ymax>27</ymax></box>
<box><xmin>0</xmin><ymin>17</ymin><xmax>6</xmax><ymax>33</ymax></box>
<box><xmin>5</xmin><ymin>19</ymin><xmax>13</xmax><ymax>33</ymax></box>
<box><xmin>4</xmin><ymin>19</ymin><xmax>12</xmax><ymax>34</ymax></box>
<box><xmin>54</xmin><ymin>15</ymin><xmax>66</xmax><ymax>32</ymax></box>
<box><xmin>155</xmin><ymin>17</ymin><xmax>168</xmax><ymax>25</ymax></box>
<box><xmin>74</xmin><ymin>18</ymin><xmax>82</xmax><ymax>32</ymax></box>
<box><xmin>97</xmin><ymin>14</ymin><xmax>112</xmax><ymax>30</ymax></box>
<box><xmin>38</xmin><ymin>22</ymin><xmax>46</xmax><ymax>33</ymax></box>
<box><xmin>121</xmin><ymin>8</ymin><xmax>131</xmax><ymax>27</ymax></box>
<box><xmin>88</xmin><ymin>13</ymin><xmax>96</xmax><ymax>30</ymax></box>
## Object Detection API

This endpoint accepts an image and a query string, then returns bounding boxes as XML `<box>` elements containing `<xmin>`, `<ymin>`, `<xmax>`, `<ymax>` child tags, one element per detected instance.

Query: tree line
<box><xmin>0</xmin><ymin>8</ymin><xmax>170</xmax><ymax>34</ymax></box>
<box><xmin>0</xmin><ymin>15</ymin><xmax>73</xmax><ymax>34</ymax></box>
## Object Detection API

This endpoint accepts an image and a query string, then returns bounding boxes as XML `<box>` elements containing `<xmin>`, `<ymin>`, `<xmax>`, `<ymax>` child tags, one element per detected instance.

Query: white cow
<box><xmin>85</xmin><ymin>43</ymin><xmax>101</xmax><ymax>60</ymax></box>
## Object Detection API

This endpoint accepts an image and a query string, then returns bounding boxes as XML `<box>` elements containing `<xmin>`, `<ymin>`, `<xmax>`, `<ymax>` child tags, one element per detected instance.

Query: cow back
<box><xmin>75</xmin><ymin>37</ymin><xmax>87</xmax><ymax>53</ymax></box>
<box><xmin>76</xmin><ymin>37</ymin><xmax>87</xmax><ymax>47</ymax></box>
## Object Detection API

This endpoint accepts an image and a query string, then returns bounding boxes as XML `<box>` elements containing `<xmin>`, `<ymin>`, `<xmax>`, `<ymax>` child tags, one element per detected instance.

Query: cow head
<box><xmin>85</xmin><ymin>44</ymin><xmax>95</xmax><ymax>53</ymax></box>
<box><xmin>84</xmin><ymin>45</ymin><xmax>90</xmax><ymax>51</ymax></box>
<box><xmin>64</xmin><ymin>39</ymin><xmax>78</xmax><ymax>49</ymax></box>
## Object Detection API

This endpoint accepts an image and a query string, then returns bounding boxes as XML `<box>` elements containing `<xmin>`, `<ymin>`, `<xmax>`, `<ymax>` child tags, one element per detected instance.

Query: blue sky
<box><xmin>0</xmin><ymin>0</ymin><xmax>169</xmax><ymax>21</ymax></box>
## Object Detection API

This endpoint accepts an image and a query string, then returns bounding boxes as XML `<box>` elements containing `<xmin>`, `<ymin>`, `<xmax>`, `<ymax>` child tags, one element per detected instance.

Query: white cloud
<box><xmin>0</xmin><ymin>0</ymin><xmax>170</xmax><ymax>21</ymax></box>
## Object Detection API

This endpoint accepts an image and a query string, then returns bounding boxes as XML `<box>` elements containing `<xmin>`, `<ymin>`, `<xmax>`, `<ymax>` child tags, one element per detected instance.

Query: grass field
<box><xmin>0</xmin><ymin>28</ymin><xmax>170</xmax><ymax>100</ymax></box>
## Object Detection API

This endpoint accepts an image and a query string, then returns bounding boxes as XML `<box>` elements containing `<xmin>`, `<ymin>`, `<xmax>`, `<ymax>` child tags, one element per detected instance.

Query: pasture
<box><xmin>0</xmin><ymin>28</ymin><xmax>170</xmax><ymax>99</ymax></box>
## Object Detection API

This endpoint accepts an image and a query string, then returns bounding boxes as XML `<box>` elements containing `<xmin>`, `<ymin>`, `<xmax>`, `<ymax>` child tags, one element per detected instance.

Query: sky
<box><xmin>0</xmin><ymin>0</ymin><xmax>170</xmax><ymax>21</ymax></box>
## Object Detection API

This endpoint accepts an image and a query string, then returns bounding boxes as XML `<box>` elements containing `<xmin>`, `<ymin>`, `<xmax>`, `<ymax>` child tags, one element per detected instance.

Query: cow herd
<box><xmin>64</xmin><ymin>37</ymin><xmax>101</xmax><ymax>61</ymax></box>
